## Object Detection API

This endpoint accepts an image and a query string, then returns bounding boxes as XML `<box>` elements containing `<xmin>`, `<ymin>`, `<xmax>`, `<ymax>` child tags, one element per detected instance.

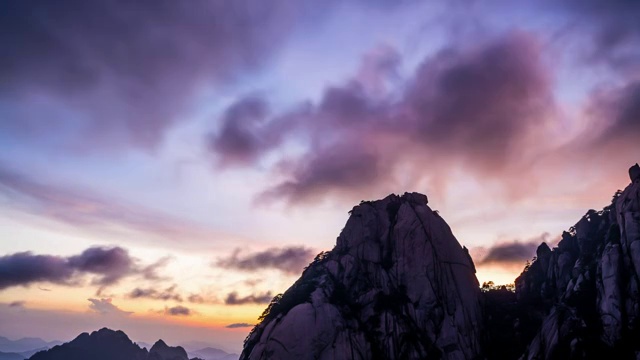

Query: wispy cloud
<box><xmin>226</xmin><ymin>323</ymin><xmax>253</xmax><ymax>329</ymax></box>
<box><xmin>8</xmin><ymin>300</ymin><xmax>25</xmax><ymax>308</ymax></box>
<box><xmin>164</xmin><ymin>305</ymin><xmax>191</xmax><ymax>316</ymax></box>
<box><xmin>475</xmin><ymin>233</ymin><xmax>554</xmax><ymax>265</ymax></box>
<box><xmin>225</xmin><ymin>291</ymin><xmax>273</xmax><ymax>305</ymax></box>
<box><xmin>0</xmin><ymin>166</ymin><xmax>215</xmax><ymax>244</ymax></box>
<box><xmin>217</xmin><ymin>246</ymin><xmax>314</xmax><ymax>274</ymax></box>
<box><xmin>127</xmin><ymin>285</ymin><xmax>183</xmax><ymax>302</ymax></box>
<box><xmin>88</xmin><ymin>298</ymin><xmax>133</xmax><ymax>316</ymax></box>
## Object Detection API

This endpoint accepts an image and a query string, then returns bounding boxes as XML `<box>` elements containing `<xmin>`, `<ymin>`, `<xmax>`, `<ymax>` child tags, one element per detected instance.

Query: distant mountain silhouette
<box><xmin>27</xmin><ymin>328</ymin><xmax>201</xmax><ymax>360</ymax></box>
<box><xmin>189</xmin><ymin>347</ymin><xmax>237</xmax><ymax>360</ymax></box>
<box><xmin>0</xmin><ymin>350</ymin><xmax>23</xmax><ymax>360</ymax></box>
<box><xmin>0</xmin><ymin>337</ymin><xmax>61</xmax><ymax>354</ymax></box>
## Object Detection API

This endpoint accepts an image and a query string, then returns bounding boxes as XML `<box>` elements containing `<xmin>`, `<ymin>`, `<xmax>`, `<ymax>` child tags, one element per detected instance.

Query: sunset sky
<box><xmin>1</xmin><ymin>0</ymin><xmax>639</xmax><ymax>353</ymax></box>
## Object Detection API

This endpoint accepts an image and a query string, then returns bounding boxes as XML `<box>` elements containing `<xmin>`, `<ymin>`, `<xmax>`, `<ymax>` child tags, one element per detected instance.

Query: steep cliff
<box><xmin>241</xmin><ymin>192</ymin><xmax>483</xmax><ymax>360</ymax></box>
<box><xmin>515</xmin><ymin>164</ymin><xmax>640</xmax><ymax>359</ymax></box>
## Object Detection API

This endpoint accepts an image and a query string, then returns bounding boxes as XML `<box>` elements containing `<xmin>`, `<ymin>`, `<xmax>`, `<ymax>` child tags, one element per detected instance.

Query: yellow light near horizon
<box><xmin>475</xmin><ymin>263</ymin><xmax>524</xmax><ymax>286</ymax></box>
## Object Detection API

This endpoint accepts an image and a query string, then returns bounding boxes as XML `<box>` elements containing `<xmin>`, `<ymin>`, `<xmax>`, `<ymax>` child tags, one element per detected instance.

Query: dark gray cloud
<box><xmin>88</xmin><ymin>298</ymin><xmax>133</xmax><ymax>316</ymax></box>
<box><xmin>0</xmin><ymin>252</ymin><xmax>74</xmax><ymax>290</ymax></box>
<box><xmin>127</xmin><ymin>285</ymin><xmax>183</xmax><ymax>302</ymax></box>
<box><xmin>0</xmin><ymin>246</ymin><xmax>168</xmax><ymax>291</ymax></box>
<box><xmin>212</xmin><ymin>32</ymin><xmax>554</xmax><ymax>204</ymax></box>
<box><xmin>68</xmin><ymin>247</ymin><xmax>135</xmax><ymax>286</ymax></box>
<box><xmin>588</xmin><ymin>80</ymin><xmax>640</xmax><ymax>145</ymax></box>
<box><xmin>0</xmin><ymin>0</ymin><xmax>301</xmax><ymax>149</ymax></box>
<box><xmin>261</xmin><ymin>145</ymin><xmax>384</xmax><ymax>204</ymax></box>
<box><xmin>164</xmin><ymin>305</ymin><xmax>191</xmax><ymax>316</ymax></box>
<box><xmin>405</xmin><ymin>32</ymin><xmax>551</xmax><ymax>171</ymax></box>
<box><xmin>477</xmin><ymin>233</ymin><xmax>552</xmax><ymax>265</ymax></box>
<box><xmin>217</xmin><ymin>246</ymin><xmax>315</xmax><ymax>274</ymax></box>
<box><xmin>226</xmin><ymin>322</ymin><xmax>254</xmax><ymax>328</ymax></box>
<box><xmin>0</xmin><ymin>0</ymin><xmax>413</xmax><ymax>150</ymax></box>
<box><xmin>225</xmin><ymin>291</ymin><xmax>273</xmax><ymax>305</ymax></box>
<box><xmin>208</xmin><ymin>95</ymin><xmax>272</xmax><ymax>166</ymax></box>
<box><xmin>556</xmin><ymin>0</ymin><xmax>640</xmax><ymax>71</ymax></box>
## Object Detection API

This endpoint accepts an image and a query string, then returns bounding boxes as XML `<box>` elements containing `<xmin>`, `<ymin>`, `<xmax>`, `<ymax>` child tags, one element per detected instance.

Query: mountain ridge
<box><xmin>241</xmin><ymin>163</ymin><xmax>640</xmax><ymax>359</ymax></box>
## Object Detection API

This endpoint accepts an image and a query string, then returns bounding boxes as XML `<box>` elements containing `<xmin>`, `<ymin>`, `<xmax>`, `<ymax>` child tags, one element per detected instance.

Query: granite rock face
<box><xmin>241</xmin><ymin>192</ymin><xmax>483</xmax><ymax>360</ymax></box>
<box><xmin>516</xmin><ymin>165</ymin><xmax>640</xmax><ymax>359</ymax></box>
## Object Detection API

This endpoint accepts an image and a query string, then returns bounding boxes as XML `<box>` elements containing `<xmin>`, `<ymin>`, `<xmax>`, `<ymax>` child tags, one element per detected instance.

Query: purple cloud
<box><xmin>226</xmin><ymin>322</ymin><xmax>254</xmax><ymax>328</ymax></box>
<box><xmin>217</xmin><ymin>246</ymin><xmax>315</xmax><ymax>274</ymax></box>
<box><xmin>88</xmin><ymin>298</ymin><xmax>133</xmax><ymax>316</ymax></box>
<box><xmin>476</xmin><ymin>233</ymin><xmax>554</xmax><ymax>265</ymax></box>
<box><xmin>555</xmin><ymin>0</ymin><xmax>640</xmax><ymax>71</ymax></box>
<box><xmin>225</xmin><ymin>291</ymin><xmax>273</xmax><ymax>305</ymax></box>
<box><xmin>164</xmin><ymin>305</ymin><xmax>191</xmax><ymax>316</ymax></box>
<box><xmin>0</xmin><ymin>0</ymin><xmax>302</xmax><ymax>149</ymax></box>
<box><xmin>68</xmin><ymin>247</ymin><xmax>135</xmax><ymax>286</ymax></box>
<box><xmin>8</xmin><ymin>300</ymin><xmax>26</xmax><ymax>308</ymax></box>
<box><xmin>588</xmin><ymin>80</ymin><xmax>640</xmax><ymax>146</ymax></box>
<box><xmin>211</xmin><ymin>32</ymin><xmax>555</xmax><ymax>204</ymax></box>
<box><xmin>208</xmin><ymin>95</ymin><xmax>273</xmax><ymax>166</ymax></box>
<box><xmin>0</xmin><ymin>246</ymin><xmax>168</xmax><ymax>290</ymax></box>
<box><xmin>0</xmin><ymin>252</ymin><xmax>74</xmax><ymax>290</ymax></box>
<box><xmin>0</xmin><ymin>166</ymin><xmax>213</xmax><ymax>243</ymax></box>
<box><xmin>127</xmin><ymin>285</ymin><xmax>183</xmax><ymax>302</ymax></box>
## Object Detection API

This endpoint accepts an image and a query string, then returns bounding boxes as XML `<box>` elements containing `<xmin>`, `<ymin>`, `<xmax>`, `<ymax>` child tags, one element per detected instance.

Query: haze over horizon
<box><xmin>0</xmin><ymin>0</ymin><xmax>639</xmax><ymax>353</ymax></box>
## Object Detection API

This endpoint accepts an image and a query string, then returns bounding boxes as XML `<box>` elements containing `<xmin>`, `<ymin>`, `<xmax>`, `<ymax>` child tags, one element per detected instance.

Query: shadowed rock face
<box><xmin>241</xmin><ymin>192</ymin><xmax>483</xmax><ymax>360</ymax></box>
<box><xmin>514</xmin><ymin>164</ymin><xmax>640</xmax><ymax>359</ymax></box>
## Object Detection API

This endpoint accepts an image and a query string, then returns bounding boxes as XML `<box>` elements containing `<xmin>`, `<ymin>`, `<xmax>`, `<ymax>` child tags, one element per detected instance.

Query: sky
<box><xmin>0</xmin><ymin>0</ymin><xmax>639</xmax><ymax>353</ymax></box>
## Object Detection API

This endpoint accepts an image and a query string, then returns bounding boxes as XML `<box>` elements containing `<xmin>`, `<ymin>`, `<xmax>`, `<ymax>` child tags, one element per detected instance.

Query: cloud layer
<box><xmin>0</xmin><ymin>166</ymin><xmax>213</xmax><ymax>244</ymax></box>
<box><xmin>476</xmin><ymin>233</ymin><xmax>554</xmax><ymax>265</ymax></box>
<box><xmin>217</xmin><ymin>246</ymin><xmax>315</xmax><ymax>274</ymax></box>
<box><xmin>127</xmin><ymin>285</ymin><xmax>183</xmax><ymax>302</ymax></box>
<box><xmin>164</xmin><ymin>305</ymin><xmax>191</xmax><ymax>316</ymax></box>
<box><xmin>226</xmin><ymin>323</ymin><xmax>253</xmax><ymax>329</ymax></box>
<box><xmin>0</xmin><ymin>246</ymin><xmax>167</xmax><ymax>290</ymax></box>
<box><xmin>210</xmin><ymin>32</ymin><xmax>559</xmax><ymax>204</ymax></box>
<box><xmin>224</xmin><ymin>291</ymin><xmax>273</xmax><ymax>305</ymax></box>
<box><xmin>0</xmin><ymin>0</ymin><xmax>303</xmax><ymax>149</ymax></box>
<box><xmin>88</xmin><ymin>298</ymin><xmax>132</xmax><ymax>316</ymax></box>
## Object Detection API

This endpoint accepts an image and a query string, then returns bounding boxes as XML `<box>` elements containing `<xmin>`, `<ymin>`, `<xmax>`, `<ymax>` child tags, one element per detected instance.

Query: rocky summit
<box><xmin>242</xmin><ymin>163</ymin><xmax>640</xmax><ymax>360</ymax></box>
<box><xmin>513</xmin><ymin>164</ymin><xmax>640</xmax><ymax>359</ymax></box>
<box><xmin>241</xmin><ymin>192</ymin><xmax>483</xmax><ymax>360</ymax></box>
<box><xmin>28</xmin><ymin>328</ymin><xmax>198</xmax><ymax>360</ymax></box>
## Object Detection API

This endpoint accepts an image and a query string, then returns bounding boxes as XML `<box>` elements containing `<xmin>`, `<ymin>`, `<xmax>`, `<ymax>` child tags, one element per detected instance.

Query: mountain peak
<box><xmin>241</xmin><ymin>191</ymin><xmax>482</xmax><ymax>359</ymax></box>
<box><xmin>151</xmin><ymin>339</ymin><xmax>167</xmax><ymax>348</ymax></box>
<box><xmin>630</xmin><ymin>163</ymin><xmax>640</xmax><ymax>182</ymax></box>
<box><xmin>149</xmin><ymin>339</ymin><xmax>188</xmax><ymax>360</ymax></box>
